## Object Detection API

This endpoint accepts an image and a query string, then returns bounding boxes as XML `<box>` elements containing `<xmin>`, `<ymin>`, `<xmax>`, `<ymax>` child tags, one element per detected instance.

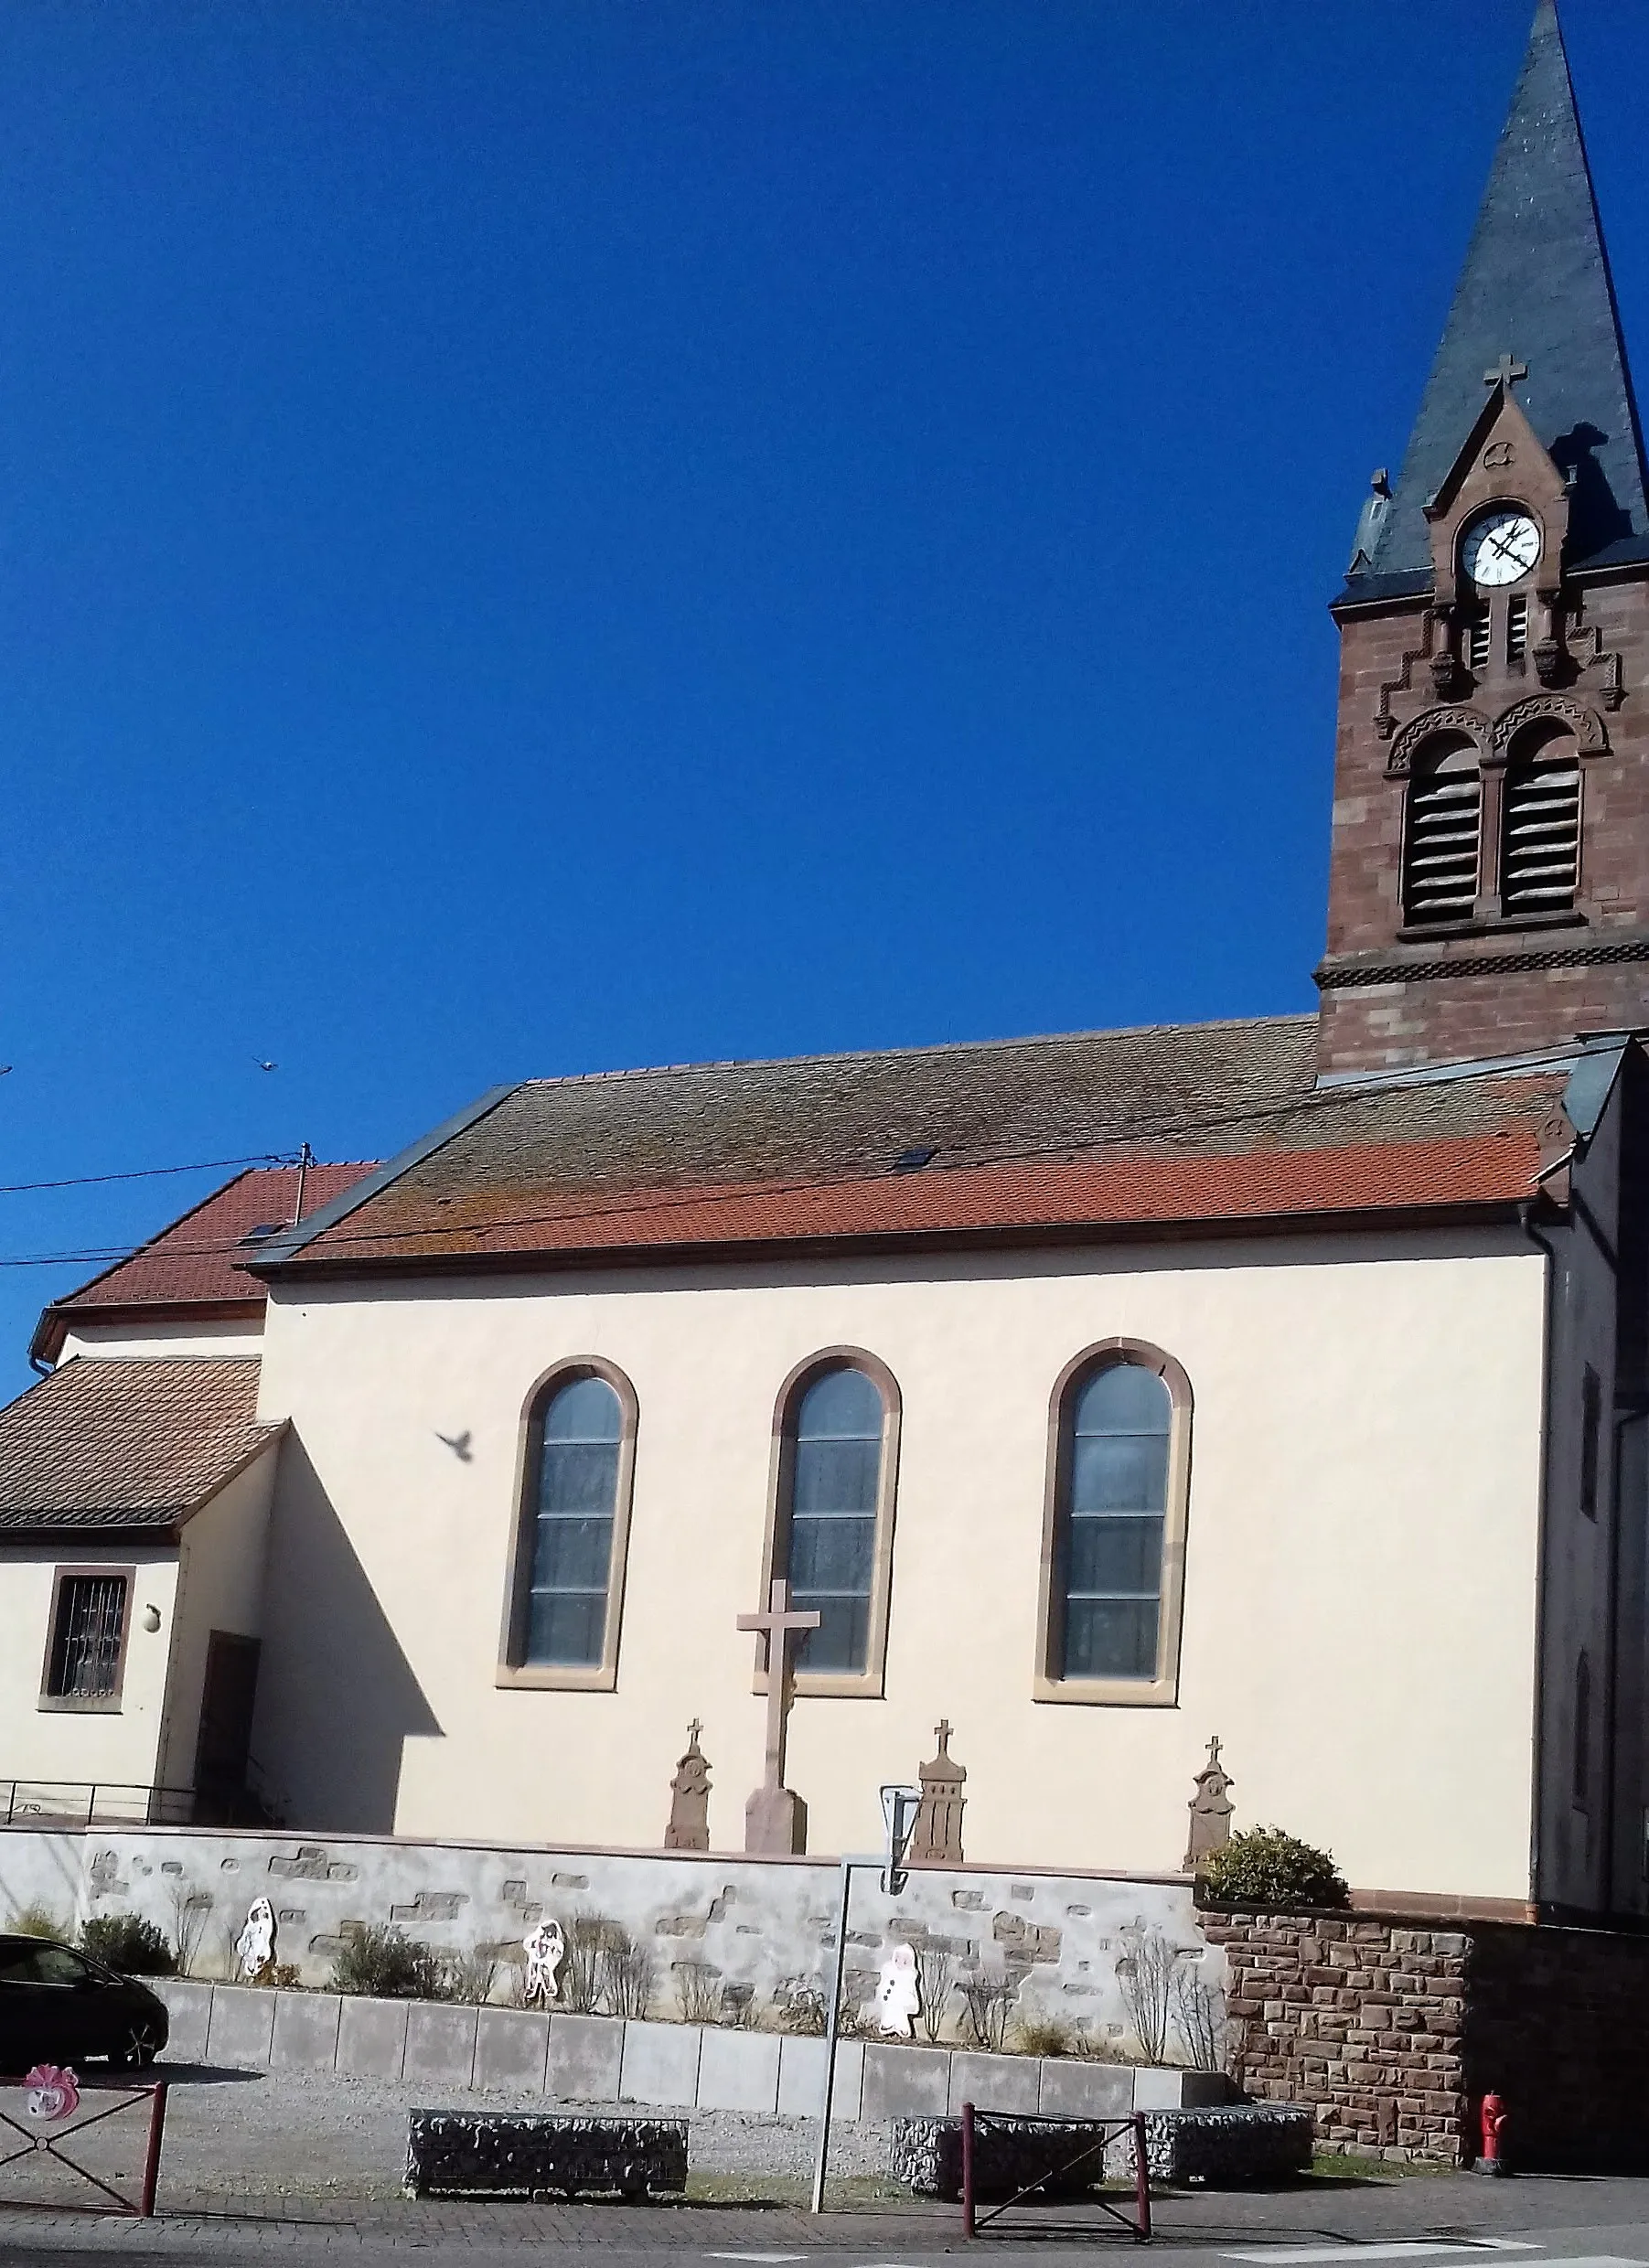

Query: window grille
<box><xmin>1466</xmin><ymin>608</ymin><xmax>1491</xmax><ymax>672</ymax></box>
<box><xmin>1501</xmin><ymin>747</ymin><xmax>1581</xmax><ymax>914</ymax></box>
<box><xmin>1055</xmin><ymin>1362</ymin><xmax>1172</xmax><ymax>1682</ymax></box>
<box><xmin>781</xmin><ymin>1365</ymin><xmax>884</xmax><ymax>1675</ymax></box>
<box><xmin>46</xmin><ymin>1574</ymin><xmax>128</xmax><ymax>1699</ymax></box>
<box><xmin>525</xmin><ymin>1375</ymin><xmax>622</xmax><ymax>1667</ymax></box>
<box><xmin>1403</xmin><ymin>747</ymin><xmax>1481</xmax><ymax>922</ymax></box>
<box><xmin>1507</xmin><ymin>595</ymin><xmax>1529</xmax><ymax>662</ymax></box>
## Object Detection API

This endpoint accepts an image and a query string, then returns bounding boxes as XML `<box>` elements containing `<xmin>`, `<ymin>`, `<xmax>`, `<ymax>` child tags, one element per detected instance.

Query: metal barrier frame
<box><xmin>960</xmin><ymin>2102</ymin><xmax>1151</xmax><ymax>2241</ymax></box>
<box><xmin>0</xmin><ymin>2079</ymin><xmax>167</xmax><ymax>2218</ymax></box>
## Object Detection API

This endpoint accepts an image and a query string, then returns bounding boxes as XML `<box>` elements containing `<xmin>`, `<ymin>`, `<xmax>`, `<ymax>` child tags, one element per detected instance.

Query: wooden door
<box><xmin>193</xmin><ymin>1631</ymin><xmax>261</xmax><ymax>1822</ymax></box>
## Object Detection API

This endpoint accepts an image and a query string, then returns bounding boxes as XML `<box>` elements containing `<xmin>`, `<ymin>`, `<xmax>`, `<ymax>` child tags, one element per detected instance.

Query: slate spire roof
<box><xmin>1349</xmin><ymin>0</ymin><xmax>1648</xmax><ymax>593</ymax></box>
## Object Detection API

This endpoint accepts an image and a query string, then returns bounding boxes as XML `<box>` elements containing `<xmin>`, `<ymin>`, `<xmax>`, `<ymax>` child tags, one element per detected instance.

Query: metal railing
<box><xmin>1</xmin><ymin>1780</ymin><xmax>269</xmax><ymax>1831</ymax></box>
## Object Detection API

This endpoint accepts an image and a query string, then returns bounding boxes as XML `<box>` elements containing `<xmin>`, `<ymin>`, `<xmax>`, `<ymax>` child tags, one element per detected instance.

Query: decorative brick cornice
<box><xmin>1316</xmin><ymin>932</ymin><xmax>1649</xmax><ymax>992</ymax></box>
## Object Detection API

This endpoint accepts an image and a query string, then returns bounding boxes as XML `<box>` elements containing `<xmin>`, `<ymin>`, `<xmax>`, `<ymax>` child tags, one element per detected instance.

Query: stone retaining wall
<box><xmin>0</xmin><ymin>1823</ymin><xmax>1211</xmax><ymax>2052</ymax></box>
<box><xmin>151</xmin><ymin>1977</ymin><xmax>1226</xmax><ymax>2124</ymax></box>
<box><xmin>1204</xmin><ymin>1906</ymin><xmax>1649</xmax><ymax>2172</ymax></box>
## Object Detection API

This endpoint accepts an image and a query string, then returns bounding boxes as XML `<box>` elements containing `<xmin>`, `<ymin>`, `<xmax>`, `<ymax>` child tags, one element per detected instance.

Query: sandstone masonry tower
<box><xmin>1317</xmin><ymin>0</ymin><xmax>1649</xmax><ymax>1075</ymax></box>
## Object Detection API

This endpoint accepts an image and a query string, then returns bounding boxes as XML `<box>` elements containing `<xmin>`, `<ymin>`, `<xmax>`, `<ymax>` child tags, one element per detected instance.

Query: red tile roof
<box><xmin>0</xmin><ymin>1357</ymin><xmax>280</xmax><ymax>1536</ymax></box>
<box><xmin>31</xmin><ymin>1165</ymin><xmax>375</xmax><ymax>1363</ymax></box>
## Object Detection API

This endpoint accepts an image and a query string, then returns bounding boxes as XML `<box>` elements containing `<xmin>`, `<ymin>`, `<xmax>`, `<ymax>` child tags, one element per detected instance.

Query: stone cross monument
<box><xmin>665</xmin><ymin>1719</ymin><xmax>712</xmax><ymax>1851</ymax></box>
<box><xmin>1183</xmin><ymin>1734</ymin><xmax>1236</xmax><ymax>1872</ymax></box>
<box><xmin>737</xmin><ymin>1578</ymin><xmax>820</xmax><ymax>1855</ymax></box>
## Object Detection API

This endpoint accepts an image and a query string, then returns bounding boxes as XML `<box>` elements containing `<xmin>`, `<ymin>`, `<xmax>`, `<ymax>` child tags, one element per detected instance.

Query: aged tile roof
<box><xmin>31</xmin><ymin>1163</ymin><xmax>376</xmax><ymax>1364</ymax></box>
<box><xmin>250</xmin><ymin>1014</ymin><xmax>1574</xmax><ymax>1275</ymax></box>
<box><xmin>1346</xmin><ymin>0</ymin><xmax>1648</xmax><ymax>595</ymax></box>
<box><xmin>0</xmin><ymin>1357</ymin><xmax>281</xmax><ymax>1537</ymax></box>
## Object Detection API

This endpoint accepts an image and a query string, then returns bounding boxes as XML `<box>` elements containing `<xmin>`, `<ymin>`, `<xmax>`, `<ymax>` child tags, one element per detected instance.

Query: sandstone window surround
<box><xmin>1033</xmin><ymin>1340</ymin><xmax>1192</xmax><ymax>1709</ymax></box>
<box><xmin>753</xmin><ymin>1348</ymin><xmax>902</xmax><ymax>1701</ymax></box>
<box><xmin>497</xmin><ymin>1359</ymin><xmax>639</xmax><ymax>1695</ymax></box>
<box><xmin>39</xmin><ymin>1566</ymin><xmax>134</xmax><ymax>1713</ymax></box>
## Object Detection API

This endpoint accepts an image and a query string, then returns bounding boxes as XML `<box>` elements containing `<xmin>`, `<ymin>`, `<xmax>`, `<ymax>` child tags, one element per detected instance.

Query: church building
<box><xmin>4</xmin><ymin>1</ymin><xmax>1648</xmax><ymax>1924</ymax></box>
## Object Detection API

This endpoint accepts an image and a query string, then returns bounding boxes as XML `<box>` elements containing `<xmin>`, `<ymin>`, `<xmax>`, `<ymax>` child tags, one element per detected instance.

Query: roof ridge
<box><xmin>519</xmin><ymin>1011</ymin><xmax>1316</xmax><ymax>1089</ymax></box>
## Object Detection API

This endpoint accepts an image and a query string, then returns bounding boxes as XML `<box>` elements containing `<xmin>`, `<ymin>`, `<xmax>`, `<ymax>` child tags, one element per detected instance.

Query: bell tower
<box><xmin>1316</xmin><ymin>0</ymin><xmax>1649</xmax><ymax>1076</ymax></box>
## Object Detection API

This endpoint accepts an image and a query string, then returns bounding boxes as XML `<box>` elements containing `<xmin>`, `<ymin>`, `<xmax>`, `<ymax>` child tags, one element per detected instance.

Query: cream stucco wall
<box><xmin>0</xmin><ymin>1546</ymin><xmax>179</xmax><ymax>1797</ymax></box>
<box><xmin>154</xmin><ymin>1449</ymin><xmax>281</xmax><ymax>1795</ymax></box>
<box><xmin>252</xmin><ymin>1231</ymin><xmax>1547</xmax><ymax>1902</ymax></box>
<box><xmin>56</xmin><ymin>1320</ymin><xmax>263</xmax><ymax>1363</ymax></box>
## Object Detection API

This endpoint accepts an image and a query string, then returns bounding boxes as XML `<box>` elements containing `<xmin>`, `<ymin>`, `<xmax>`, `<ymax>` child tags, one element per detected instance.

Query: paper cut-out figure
<box><xmin>235</xmin><ymin>1897</ymin><xmax>276</xmax><ymax>1979</ymax></box>
<box><xmin>24</xmin><ymin>2064</ymin><xmax>80</xmax><ymax>2121</ymax></box>
<box><xmin>523</xmin><ymin>1919</ymin><xmax>566</xmax><ymax>2005</ymax></box>
<box><xmin>868</xmin><ymin>1943</ymin><xmax>921</xmax><ymax>2038</ymax></box>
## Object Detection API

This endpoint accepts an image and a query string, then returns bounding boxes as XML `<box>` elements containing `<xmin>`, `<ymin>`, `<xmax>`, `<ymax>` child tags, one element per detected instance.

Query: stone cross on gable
<box><xmin>1484</xmin><ymin>354</ymin><xmax>1528</xmax><ymax>390</ymax></box>
<box><xmin>737</xmin><ymin>1578</ymin><xmax>820</xmax><ymax>1855</ymax></box>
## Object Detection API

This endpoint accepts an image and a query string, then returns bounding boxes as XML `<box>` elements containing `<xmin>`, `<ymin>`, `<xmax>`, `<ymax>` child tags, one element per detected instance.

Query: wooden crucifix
<box><xmin>737</xmin><ymin>1578</ymin><xmax>821</xmax><ymax>1855</ymax></box>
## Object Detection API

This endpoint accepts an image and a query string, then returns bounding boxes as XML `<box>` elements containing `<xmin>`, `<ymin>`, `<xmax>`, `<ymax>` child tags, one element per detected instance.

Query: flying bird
<box><xmin>253</xmin><ymin>1059</ymin><xmax>278</xmax><ymax>1072</ymax></box>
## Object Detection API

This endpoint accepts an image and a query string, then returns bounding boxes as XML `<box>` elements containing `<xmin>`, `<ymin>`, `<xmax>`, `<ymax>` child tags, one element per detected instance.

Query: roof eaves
<box><xmin>246</xmin><ymin>1087</ymin><xmax>522</xmax><ymax>1274</ymax></box>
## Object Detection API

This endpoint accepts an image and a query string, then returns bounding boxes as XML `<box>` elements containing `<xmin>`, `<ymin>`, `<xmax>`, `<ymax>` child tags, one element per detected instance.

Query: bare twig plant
<box><xmin>913</xmin><ymin>1944</ymin><xmax>958</xmax><ymax>2043</ymax></box>
<box><xmin>558</xmin><ymin>1913</ymin><xmax>607</xmax><ymax>2014</ymax></box>
<box><xmin>444</xmin><ymin>1952</ymin><xmax>500</xmax><ymax>2006</ymax></box>
<box><xmin>1171</xmin><ymin>1963</ymin><xmax>1226</xmax><ymax>2072</ymax></box>
<box><xmin>959</xmin><ymin>1970</ymin><xmax>1016</xmax><ymax>2054</ymax></box>
<box><xmin>672</xmin><ymin>1960</ymin><xmax>722</xmax><ymax>2025</ymax></box>
<box><xmin>1116</xmin><ymin>1925</ymin><xmax>1182</xmax><ymax>2066</ymax></box>
<box><xmin>598</xmin><ymin>1926</ymin><xmax>653</xmax><ymax>2019</ymax></box>
<box><xmin>167</xmin><ymin>1885</ymin><xmax>214</xmax><ymax>1977</ymax></box>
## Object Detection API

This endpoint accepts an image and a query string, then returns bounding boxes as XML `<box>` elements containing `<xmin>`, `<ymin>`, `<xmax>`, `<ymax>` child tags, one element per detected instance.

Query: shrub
<box><xmin>557</xmin><ymin>1913</ymin><xmax>607</xmax><ymax>2014</ymax></box>
<box><xmin>329</xmin><ymin>1923</ymin><xmax>446</xmax><ymax>1999</ymax></box>
<box><xmin>444</xmin><ymin>1952</ymin><xmax>499</xmax><ymax>2006</ymax></box>
<box><xmin>1198</xmin><ymin>1826</ymin><xmax>1349</xmax><ymax>1910</ymax></box>
<box><xmin>912</xmin><ymin>1943</ymin><xmax>958</xmax><ymax>2044</ymax></box>
<box><xmin>80</xmin><ymin>1913</ymin><xmax>176</xmax><ymax>1975</ymax></box>
<box><xmin>1015</xmin><ymin>2012</ymin><xmax>1076</xmax><ymax>2058</ymax></box>
<box><xmin>959</xmin><ymin>1972</ymin><xmax>1016</xmax><ymax>2054</ymax></box>
<box><xmin>598</xmin><ymin>1927</ymin><xmax>653</xmax><ymax>2019</ymax></box>
<box><xmin>10</xmin><ymin>1901</ymin><xmax>70</xmax><ymax>1941</ymax></box>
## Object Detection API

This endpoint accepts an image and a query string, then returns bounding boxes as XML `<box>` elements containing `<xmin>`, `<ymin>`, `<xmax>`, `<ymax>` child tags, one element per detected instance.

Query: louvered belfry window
<box><xmin>46</xmin><ymin>1574</ymin><xmax>129</xmax><ymax>1699</ymax></box>
<box><xmin>1502</xmin><ymin>740</ymin><xmax>1581</xmax><ymax>915</ymax></box>
<box><xmin>1403</xmin><ymin>740</ymin><xmax>1482</xmax><ymax>923</ymax></box>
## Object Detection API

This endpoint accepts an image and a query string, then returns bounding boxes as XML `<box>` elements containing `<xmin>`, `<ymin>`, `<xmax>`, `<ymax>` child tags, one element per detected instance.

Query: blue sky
<box><xmin>2</xmin><ymin>1</ymin><xmax>1647</xmax><ymax>1385</ymax></box>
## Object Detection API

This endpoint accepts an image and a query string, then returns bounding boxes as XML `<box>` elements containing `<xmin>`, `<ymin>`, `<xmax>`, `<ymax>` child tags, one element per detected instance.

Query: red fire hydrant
<box><xmin>1475</xmin><ymin>2091</ymin><xmax>1508</xmax><ymax>2177</ymax></box>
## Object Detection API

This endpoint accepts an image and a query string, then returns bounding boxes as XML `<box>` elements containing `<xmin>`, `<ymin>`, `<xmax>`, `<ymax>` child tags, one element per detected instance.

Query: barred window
<box><xmin>45</xmin><ymin>1573</ymin><xmax>129</xmax><ymax>1701</ymax></box>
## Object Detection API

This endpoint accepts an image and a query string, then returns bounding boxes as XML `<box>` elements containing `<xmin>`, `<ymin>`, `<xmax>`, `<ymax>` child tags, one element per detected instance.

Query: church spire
<box><xmin>1352</xmin><ymin>0</ymin><xmax>1647</xmax><ymax>587</ymax></box>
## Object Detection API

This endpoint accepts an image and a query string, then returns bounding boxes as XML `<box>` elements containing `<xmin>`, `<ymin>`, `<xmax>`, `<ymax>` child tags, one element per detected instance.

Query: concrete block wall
<box><xmin>152</xmin><ymin>1976</ymin><xmax>1225</xmax><ymax>2123</ymax></box>
<box><xmin>0</xmin><ymin>1822</ymin><xmax>1212</xmax><ymax>2055</ymax></box>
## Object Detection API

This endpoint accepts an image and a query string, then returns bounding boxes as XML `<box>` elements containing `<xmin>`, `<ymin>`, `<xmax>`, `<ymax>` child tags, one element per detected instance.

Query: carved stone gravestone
<box><xmin>909</xmin><ymin>1718</ymin><xmax>967</xmax><ymax>1865</ymax></box>
<box><xmin>1183</xmin><ymin>1735</ymin><xmax>1236</xmax><ymax>1871</ymax></box>
<box><xmin>665</xmin><ymin>1720</ymin><xmax>712</xmax><ymax>1851</ymax></box>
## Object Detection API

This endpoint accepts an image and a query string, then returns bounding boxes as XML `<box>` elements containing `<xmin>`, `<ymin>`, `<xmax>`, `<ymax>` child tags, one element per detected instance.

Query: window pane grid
<box><xmin>1056</xmin><ymin>1364</ymin><xmax>1173</xmax><ymax>1685</ymax></box>
<box><xmin>786</xmin><ymin>1367</ymin><xmax>884</xmax><ymax>1676</ymax></box>
<box><xmin>525</xmin><ymin>1378</ymin><xmax>622</xmax><ymax>1670</ymax></box>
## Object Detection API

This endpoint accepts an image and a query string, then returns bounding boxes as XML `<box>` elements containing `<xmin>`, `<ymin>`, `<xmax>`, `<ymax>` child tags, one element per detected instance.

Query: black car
<box><xmin>0</xmin><ymin>1935</ymin><xmax>169</xmax><ymax>2076</ymax></box>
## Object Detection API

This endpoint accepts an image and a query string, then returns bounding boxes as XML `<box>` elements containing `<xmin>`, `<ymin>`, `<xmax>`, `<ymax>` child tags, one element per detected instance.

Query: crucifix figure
<box><xmin>1484</xmin><ymin>353</ymin><xmax>1528</xmax><ymax>391</ymax></box>
<box><xmin>737</xmin><ymin>1578</ymin><xmax>820</xmax><ymax>1854</ymax></box>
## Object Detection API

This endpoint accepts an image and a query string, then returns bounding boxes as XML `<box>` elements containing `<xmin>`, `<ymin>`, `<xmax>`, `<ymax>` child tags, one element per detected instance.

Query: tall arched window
<box><xmin>1502</xmin><ymin>725</ymin><xmax>1581</xmax><ymax>915</ymax></box>
<box><xmin>499</xmin><ymin>1363</ymin><xmax>638</xmax><ymax>1691</ymax></box>
<box><xmin>1037</xmin><ymin>1342</ymin><xmax>1193</xmax><ymax>1706</ymax></box>
<box><xmin>761</xmin><ymin>1353</ymin><xmax>900</xmax><ymax>1695</ymax></box>
<box><xmin>1403</xmin><ymin>736</ymin><xmax>1482</xmax><ymax>923</ymax></box>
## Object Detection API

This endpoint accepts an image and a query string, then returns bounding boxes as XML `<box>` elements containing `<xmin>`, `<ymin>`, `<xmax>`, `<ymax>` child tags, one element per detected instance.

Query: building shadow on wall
<box><xmin>251</xmin><ymin>1434</ymin><xmax>442</xmax><ymax>1834</ymax></box>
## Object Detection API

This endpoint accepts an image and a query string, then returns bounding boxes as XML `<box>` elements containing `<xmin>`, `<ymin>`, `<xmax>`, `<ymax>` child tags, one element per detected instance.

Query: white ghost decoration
<box><xmin>235</xmin><ymin>1897</ymin><xmax>276</xmax><ymax>1979</ymax></box>
<box><xmin>522</xmin><ymin>1919</ymin><xmax>565</xmax><ymax>2005</ymax></box>
<box><xmin>868</xmin><ymin>1942</ymin><xmax>921</xmax><ymax>2038</ymax></box>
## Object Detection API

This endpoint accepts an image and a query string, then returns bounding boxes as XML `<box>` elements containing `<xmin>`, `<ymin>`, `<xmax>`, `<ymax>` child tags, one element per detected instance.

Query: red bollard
<box><xmin>1474</xmin><ymin>2091</ymin><xmax>1507</xmax><ymax>2178</ymax></box>
<box><xmin>961</xmin><ymin>2100</ymin><xmax>976</xmax><ymax>2238</ymax></box>
<box><xmin>139</xmin><ymin>2081</ymin><xmax>168</xmax><ymax>2219</ymax></box>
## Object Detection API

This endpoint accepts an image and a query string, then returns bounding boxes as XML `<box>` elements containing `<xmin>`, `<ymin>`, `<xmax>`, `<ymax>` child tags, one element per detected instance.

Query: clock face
<box><xmin>1462</xmin><ymin>508</ymin><xmax>1541</xmax><ymax>588</ymax></box>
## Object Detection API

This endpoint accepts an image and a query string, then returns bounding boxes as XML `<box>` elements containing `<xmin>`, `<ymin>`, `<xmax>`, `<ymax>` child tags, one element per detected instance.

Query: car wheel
<box><xmin>112</xmin><ymin>2021</ymin><xmax>160</xmax><ymax>2070</ymax></box>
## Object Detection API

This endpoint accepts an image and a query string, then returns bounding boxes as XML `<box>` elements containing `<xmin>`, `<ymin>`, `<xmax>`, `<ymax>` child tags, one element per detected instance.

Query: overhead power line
<box><xmin>0</xmin><ymin>1152</ymin><xmax>301</xmax><ymax>1196</ymax></box>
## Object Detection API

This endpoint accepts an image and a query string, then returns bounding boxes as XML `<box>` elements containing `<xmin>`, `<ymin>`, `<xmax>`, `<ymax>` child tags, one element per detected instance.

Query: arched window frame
<box><xmin>497</xmin><ymin>1357</ymin><xmax>639</xmax><ymax>1694</ymax></box>
<box><xmin>1034</xmin><ymin>1337</ymin><xmax>1194</xmax><ymax>1708</ymax></box>
<box><xmin>1499</xmin><ymin>719</ymin><xmax>1583</xmax><ymax>917</ymax></box>
<box><xmin>1401</xmin><ymin>731</ymin><xmax>1483</xmax><ymax>926</ymax></box>
<box><xmin>754</xmin><ymin>1348</ymin><xmax>902</xmax><ymax>1700</ymax></box>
